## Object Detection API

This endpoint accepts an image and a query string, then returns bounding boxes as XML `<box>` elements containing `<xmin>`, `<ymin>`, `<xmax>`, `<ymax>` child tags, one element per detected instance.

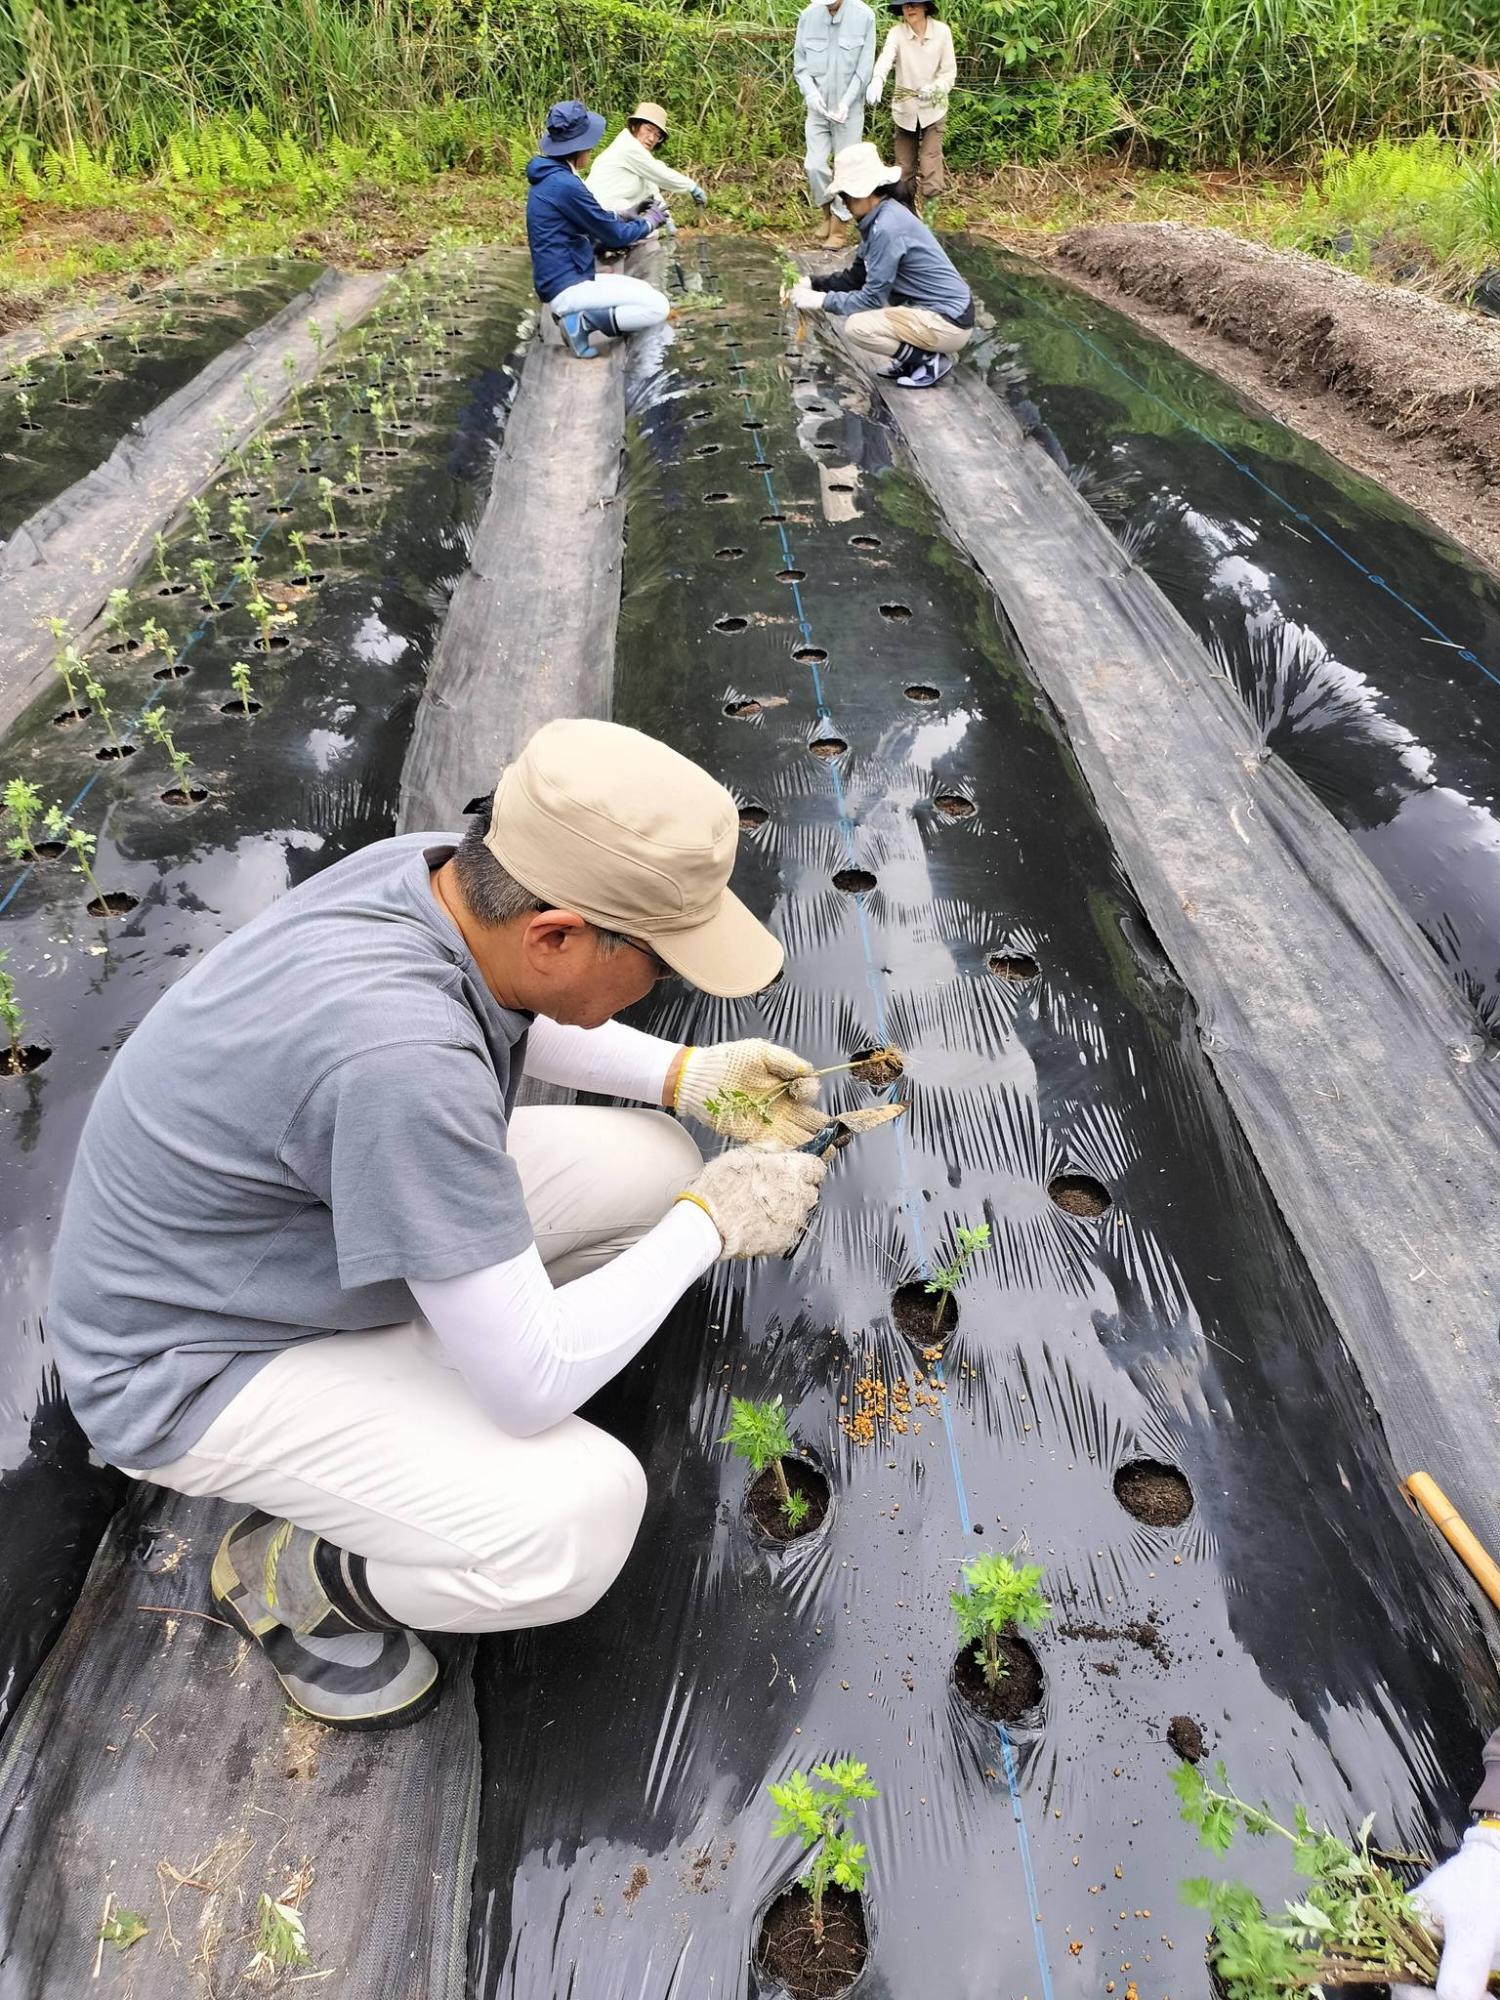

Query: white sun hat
<box><xmin>826</xmin><ymin>141</ymin><xmax>903</xmax><ymax>202</ymax></box>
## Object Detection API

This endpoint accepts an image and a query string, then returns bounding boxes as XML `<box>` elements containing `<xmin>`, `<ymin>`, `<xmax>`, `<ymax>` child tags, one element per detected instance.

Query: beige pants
<box><xmin>129</xmin><ymin>1106</ymin><xmax>703</xmax><ymax>1635</ymax></box>
<box><xmin>844</xmin><ymin>304</ymin><xmax>972</xmax><ymax>360</ymax></box>
<box><xmin>893</xmin><ymin>119</ymin><xmax>947</xmax><ymax>201</ymax></box>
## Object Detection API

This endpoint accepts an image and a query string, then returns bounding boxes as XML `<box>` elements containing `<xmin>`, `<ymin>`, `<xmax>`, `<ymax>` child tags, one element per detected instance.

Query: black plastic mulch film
<box><xmin>0</xmin><ymin>261</ymin><xmax>323</xmax><ymax>550</ymax></box>
<box><xmin>953</xmin><ymin>241</ymin><xmax>1500</xmax><ymax>1036</ymax></box>
<box><xmin>467</xmin><ymin>242</ymin><xmax>1498</xmax><ymax>1997</ymax></box>
<box><xmin>0</xmin><ymin>251</ymin><xmax>532</xmax><ymax>1724</ymax></box>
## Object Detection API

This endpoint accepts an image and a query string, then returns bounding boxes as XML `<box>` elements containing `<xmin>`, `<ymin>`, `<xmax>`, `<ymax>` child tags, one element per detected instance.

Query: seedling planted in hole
<box><xmin>140</xmin><ymin>705</ymin><xmax>197</xmax><ymax>799</ymax></box>
<box><xmin>1173</xmin><ymin>1761</ymin><xmax>1490</xmax><ymax>1999</ymax></box>
<box><xmin>80</xmin><ymin>666</ymin><xmax>124</xmax><ymax>755</ymax></box>
<box><xmin>317</xmin><ymin>477</ymin><xmax>340</xmax><ymax>538</ymax></box>
<box><xmin>769</xmin><ymin>1760</ymin><xmax>879</xmax><ymax>1945</ymax></box>
<box><xmin>49</xmin><ymin>631</ymin><xmax>87</xmax><ymax>714</ymax></box>
<box><xmin>288</xmin><ymin>529</ymin><xmax>312</xmax><ymax>579</ymax></box>
<box><xmin>0</xmin><ymin>951</ymin><xmax>30</xmax><ymax>1074</ymax></box>
<box><xmin>925</xmin><ymin>1219</ymin><xmax>990</xmax><ymax>1334</ymax></box>
<box><xmin>3</xmin><ymin>777</ymin><xmax>44</xmax><ymax>861</ymax></box>
<box><xmin>190</xmin><ymin>556</ymin><xmax>218</xmax><ymax>604</ymax></box>
<box><xmin>138</xmin><ymin>618</ymin><xmax>172</xmax><ymax>663</ymax></box>
<box><xmin>188</xmin><ymin>496</ymin><xmax>212</xmax><ymax>545</ymax></box>
<box><xmin>153</xmin><ymin>531</ymin><xmax>174</xmax><ymax>587</ymax></box>
<box><xmin>951</xmin><ymin>1553</ymin><xmax>1049</xmax><ymax>1690</ymax></box>
<box><xmin>721</xmin><ymin>1396</ymin><xmax>809</xmax><ymax>1531</ymax></box>
<box><xmin>230</xmin><ymin>660</ymin><xmax>255</xmax><ymax>713</ymax></box>
<box><xmin>102</xmin><ymin>588</ymin><xmax>132</xmax><ymax>641</ymax></box>
<box><xmin>45</xmin><ymin>808</ymin><xmax>105</xmax><ymax>903</ymax></box>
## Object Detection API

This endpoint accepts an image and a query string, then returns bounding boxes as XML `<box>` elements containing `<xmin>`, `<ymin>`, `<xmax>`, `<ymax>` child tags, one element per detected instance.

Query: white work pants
<box><xmin>549</xmin><ymin>272</ymin><xmax>670</xmax><ymax>335</ymax></box>
<box><xmin>804</xmin><ymin>102</ymin><xmax>865</xmax><ymax>214</ymax></box>
<box><xmin>128</xmin><ymin>1107</ymin><xmax>703</xmax><ymax>1634</ymax></box>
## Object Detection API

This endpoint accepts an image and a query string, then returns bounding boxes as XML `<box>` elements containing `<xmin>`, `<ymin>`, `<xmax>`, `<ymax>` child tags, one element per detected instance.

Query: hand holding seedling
<box><xmin>950</xmin><ymin>1553</ymin><xmax>1049</xmax><ymax>1688</ymax></box>
<box><xmin>769</xmin><ymin>1760</ymin><xmax>879</xmax><ymax>1943</ymax></box>
<box><xmin>721</xmin><ymin>1396</ymin><xmax>809</xmax><ymax>1530</ymax></box>
<box><xmin>1176</xmin><ymin>1762</ymin><xmax>1500</xmax><ymax>2000</ymax></box>
<box><xmin>676</xmin><ymin>1039</ymin><xmax>828</xmax><ymax>1148</ymax></box>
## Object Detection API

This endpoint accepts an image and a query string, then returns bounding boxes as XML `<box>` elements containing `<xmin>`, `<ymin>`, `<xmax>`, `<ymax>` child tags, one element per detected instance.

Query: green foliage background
<box><xmin>3</xmin><ymin>0</ymin><xmax>1497</xmax><ymax>194</ymax></box>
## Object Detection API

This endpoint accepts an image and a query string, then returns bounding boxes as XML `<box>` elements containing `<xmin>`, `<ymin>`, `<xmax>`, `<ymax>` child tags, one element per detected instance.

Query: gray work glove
<box><xmin>675</xmin><ymin>1038</ymin><xmax>826</xmax><ymax>1148</ymax></box>
<box><xmin>678</xmin><ymin>1147</ymin><xmax>828</xmax><ymax>1259</ymax></box>
<box><xmin>1393</xmin><ymin>1827</ymin><xmax>1500</xmax><ymax>2000</ymax></box>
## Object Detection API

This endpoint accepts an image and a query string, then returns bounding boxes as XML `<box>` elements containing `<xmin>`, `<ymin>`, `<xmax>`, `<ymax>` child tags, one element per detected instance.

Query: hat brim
<box><xmin>644</xmin><ymin>884</ymin><xmax>784</xmax><ymax>999</ymax></box>
<box><xmin>826</xmin><ymin>161</ymin><xmax>902</xmax><ymax>201</ymax></box>
<box><xmin>541</xmin><ymin>110</ymin><xmax>607</xmax><ymax>156</ymax></box>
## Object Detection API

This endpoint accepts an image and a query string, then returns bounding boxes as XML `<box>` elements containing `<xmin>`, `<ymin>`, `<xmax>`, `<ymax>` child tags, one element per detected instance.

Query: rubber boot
<box><xmin>212</xmin><ymin>1510</ymin><xmax>441</xmax><ymax>1731</ymax></box>
<box><xmin>555</xmin><ymin>305</ymin><xmax>622</xmax><ymax>360</ymax></box>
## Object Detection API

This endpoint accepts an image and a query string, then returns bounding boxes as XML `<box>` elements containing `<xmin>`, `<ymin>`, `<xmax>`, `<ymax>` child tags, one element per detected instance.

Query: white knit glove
<box><xmin>1393</xmin><ymin>1827</ymin><xmax>1500</xmax><ymax>2000</ymax></box>
<box><xmin>789</xmin><ymin>281</ymin><xmax>825</xmax><ymax>313</ymax></box>
<box><xmin>675</xmin><ymin>1039</ymin><xmax>826</xmax><ymax>1147</ymax></box>
<box><xmin>678</xmin><ymin>1148</ymin><xmax>827</xmax><ymax>1258</ymax></box>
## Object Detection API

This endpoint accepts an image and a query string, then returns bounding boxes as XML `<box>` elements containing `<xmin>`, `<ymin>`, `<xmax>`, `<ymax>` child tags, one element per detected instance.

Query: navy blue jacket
<box><xmin>525</xmin><ymin>156</ymin><xmax>651</xmax><ymax>302</ymax></box>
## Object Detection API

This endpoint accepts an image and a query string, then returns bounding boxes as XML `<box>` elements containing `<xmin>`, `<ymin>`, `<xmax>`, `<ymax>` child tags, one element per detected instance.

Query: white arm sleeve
<box><xmin>409</xmin><ymin>1200</ymin><xmax>720</xmax><ymax>1438</ymax></box>
<box><xmin>523</xmin><ymin>1013</ymin><xmax>681</xmax><ymax>1105</ymax></box>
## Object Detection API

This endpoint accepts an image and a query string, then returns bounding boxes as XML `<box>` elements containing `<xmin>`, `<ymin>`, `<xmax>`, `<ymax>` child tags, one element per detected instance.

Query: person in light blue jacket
<box><xmin>794</xmin><ymin>0</ymin><xmax>877</xmax><ymax>246</ymax></box>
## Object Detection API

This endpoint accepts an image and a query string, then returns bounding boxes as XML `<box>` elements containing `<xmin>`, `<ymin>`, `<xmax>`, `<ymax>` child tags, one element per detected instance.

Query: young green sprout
<box><xmin>102</xmin><ymin>587</ymin><xmax>132</xmax><ymax>637</ymax></box>
<box><xmin>1174</xmin><ymin>1761</ymin><xmax>1460</xmax><ymax>2000</ymax></box>
<box><xmin>3</xmin><ymin>777</ymin><xmax>45</xmax><ymax>860</ymax></box>
<box><xmin>230</xmin><ymin>660</ymin><xmax>254</xmax><ymax>713</ymax></box>
<box><xmin>153</xmin><ymin>530</ymin><xmax>173</xmax><ymax>586</ymax></box>
<box><xmin>288</xmin><ymin>529</ymin><xmax>312</xmax><ymax>578</ymax></box>
<box><xmin>227</xmin><ymin>495</ymin><xmax>253</xmax><ymax>556</ymax></box>
<box><xmin>317</xmin><ymin>477</ymin><xmax>339</xmax><ymax>538</ymax></box>
<box><xmin>16</xmin><ymin>387</ymin><xmax>32</xmax><ymax>424</ymax></box>
<box><xmin>368</xmin><ymin>388</ymin><xmax>388</xmax><ymax>454</ymax></box>
<box><xmin>246</xmin><ymin>1888</ymin><xmax>310</xmax><ymax>1977</ymax></box>
<box><xmin>950</xmin><ymin>1553</ymin><xmax>1049</xmax><ymax>1689</ymax></box>
<box><xmin>0</xmin><ymin>951</ymin><xmax>28</xmax><ymax>1075</ymax></box>
<box><xmin>140</xmin><ymin>705</ymin><xmax>197</xmax><ymax>798</ymax></box>
<box><xmin>721</xmin><ymin>1396</ymin><xmax>809</xmax><ymax>1531</ymax></box>
<box><xmin>190</xmin><ymin>556</ymin><xmax>217</xmax><ymax>604</ymax></box>
<box><xmin>50</xmin><ymin>637</ymin><xmax>87</xmax><ymax>714</ymax></box>
<box><xmin>348</xmin><ymin>439</ymin><xmax>364</xmax><ymax>488</ymax></box>
<box><xmin>701</xmin><ymin>1048</ymin><xmax>905</xmax><ymax>1130</ymax></box>
<box><xmin>45</xmin><ymin>808</ymin><xmax>105</xmax><ymax>902</ymax></box>
<box><xmin>188</xmin><ymin>496</ymin><xmax>213</xmax><ymax>544</ymax></box>
<box><xmin>138</xmin><ymin>618</ymin><xmax>173</xmax><ymax>662</ymax></box>
<box><xmin>925</xmin><ymin>1219</ymin><xmax>991</xmax><ymax>1334</ymax></box>
<box><xmin>80</xmin><ymin>666</ymin><xmax>123</xmax><ymax>754</ymax></box>
<box><xmin>768</xmin><ymin>1760</ymin><xmax>879</xmax><ymax>1944</ymax></box>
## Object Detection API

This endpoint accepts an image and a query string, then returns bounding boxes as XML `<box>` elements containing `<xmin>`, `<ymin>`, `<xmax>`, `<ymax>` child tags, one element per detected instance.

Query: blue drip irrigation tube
<box><xmin>706</xmin><ymin>268</ymin><xmax>1055</xmax><ymax>2000</ymax></box>
<box><xmin>988</xmin><ymin>270</ymin><xmax>1500</xmax><ymax>690</ymax></box>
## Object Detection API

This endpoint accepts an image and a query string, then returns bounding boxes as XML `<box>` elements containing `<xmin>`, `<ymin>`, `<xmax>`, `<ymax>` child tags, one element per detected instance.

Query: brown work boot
<box><xmin>813</xmin><ymin>205</ymin><xmax>837</xmax><ymax>246</ymax></box>
<box><xmin>824</xmin><ymin>218</ymin><xmax>849</xmax><ymax>251</ymax></box>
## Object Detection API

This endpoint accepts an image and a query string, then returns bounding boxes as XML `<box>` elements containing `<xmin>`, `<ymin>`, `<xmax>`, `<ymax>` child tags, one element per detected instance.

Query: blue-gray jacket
<box><xmin>525</xmin><ymin>155</ymin><xmax>650</xmax><ymax>303</ymax></box>
<box><xmin>812</xmin><ymin>197</ymin><xmax>974</xmax><ymax>325</ymax></box>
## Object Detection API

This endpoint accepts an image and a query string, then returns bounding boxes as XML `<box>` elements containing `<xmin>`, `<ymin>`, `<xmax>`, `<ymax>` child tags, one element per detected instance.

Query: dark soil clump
<box><xmin>809</xmin><ymin>736</ymin><xmax>848</xmax><ymax>759</ymax></box>
<box><xmin>933</xmin><ymin>793</ymin><xmax>976</xmax><ymax>821</ymax></box>
<box><xmin>892</xmin><ymin>1280</ymin><xmax>955</xmax><ymax>1342</ymax></box>
<box><xmin>832</xmin><ymin>867</ymin><xmax>876</xmax><ymax>893</ymax></box>
<box><xmin>989</xmin><ymin>952</ymin><xmax>1040</xmax><ymax>981</ymax></box>
<box><xmin>1048</xmin><ymin>1172</ymin><xmax>1111</xmax><ymax>1216</ymax></box>
<box><xmin>746</xmin><ymin>1458</ymin><xmax>830</xmax><ymax>1543</ymax></box>
<box><xmin>1168</xmin><ymin>1714</ymin><xmax>1205</xmax><ymax>1762</ymax></box>
<box><xmin>905</xmin><ymin>683</ymin><xmax>940</xmax><ymax>702</ymax></box>
<box><xmin>1114</xmin><ymin>1458</ymin><xmax>1194</xmax><ymax>1527</ymax></box>
<box><xmin>953</xmin><ymin>1634</ymin><xmax>1044</xmax><ymax>1722</ymax></box>
<box><xmin>849</xmin><ymin>1045</ymin><xmax>904</xmax><ymax>1086</ymax></box>
<box><xmin>738</xmin><ymin>803</ymin><xmax>770</xmax><ymax>829</ymax></box>
<box><xmin>1059</xmin><ymin>1614</ymin><xmax>1172</xmax><ymax>1669</ymax></box>
<box><xmin>756</xmin><ymin>1884</ymin><xmax>868</xmax><ymax>1999</ymax></box>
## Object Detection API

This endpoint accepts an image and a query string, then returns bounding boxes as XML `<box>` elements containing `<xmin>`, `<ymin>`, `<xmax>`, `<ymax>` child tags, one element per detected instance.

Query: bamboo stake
<box><xmin>1401</xmin><ymin>1471</ymin><xmax>1500</xmax><ymax>1610</ymax></box>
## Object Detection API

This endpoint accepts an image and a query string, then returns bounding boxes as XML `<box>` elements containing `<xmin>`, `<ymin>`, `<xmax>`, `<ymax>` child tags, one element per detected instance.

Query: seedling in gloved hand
<box><xmin>951</xmin><ymin>1553</ymin><xmax>1049</xmax><ymax>1689</ymax></box>
<box><xmin>3</xmin><ymin>777</ymin><xmax>44</xmax><ymax>861</ymax></box>
<box><xmin>722</xmin><ymin>1396</ymin><xmax>809</xmax><ymax>1531</ymax></box>
<box><xmin>1173</xmin><ymin>1762</ymin><xmax>1493</xmax><ymax>1999</ymax></box>
<box><xmin>925</xmin><ymin>1219</ymin><xmax>990</xmax><ymax>1334</ymax></box>
<box><xmin>770</xmin><ymin>1760</ymin><xmax>878</xmax><ymax>1945</ymax></box>
<box><xmin>703</xmin><ymin>1048</ymin><xmax>906</xmax><ymax>1129</ymax></box>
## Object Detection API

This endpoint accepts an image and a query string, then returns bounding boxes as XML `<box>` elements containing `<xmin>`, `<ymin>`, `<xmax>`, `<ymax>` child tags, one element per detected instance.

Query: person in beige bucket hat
<box><xmin>586</xmin><ymin>99</ymin><xmax>710</xmax><ymax>220</ymax></box>
<box><xmin>46</xmin><ymin>718</ymin><xmax>828</xmax><ymax>1731</ymax></box>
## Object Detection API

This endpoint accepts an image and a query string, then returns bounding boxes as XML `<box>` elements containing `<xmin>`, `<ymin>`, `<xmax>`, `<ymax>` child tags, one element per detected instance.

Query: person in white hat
<box><xmin>46</xmin><ymin>720</ymin><xmax>830</xmax><ymax>1731</ymax></box>
<box><xmin>794</xmin><ymin>0</ymin><xmax>877</xmax><ymax>247</ymax></box>
<box><xmin>789</xmin><ymin>139</ymin><xmax>974</xmax><ymax>387</ymax></box>
<box><xmin>867</xmin><ymin>0</ymin><xmax>957</xmax><ymax>212</ymax></box>
<box><xmin>586</xmin><ymin>102</ymin><xmax>709</xmax><ymax>221</ymax></box>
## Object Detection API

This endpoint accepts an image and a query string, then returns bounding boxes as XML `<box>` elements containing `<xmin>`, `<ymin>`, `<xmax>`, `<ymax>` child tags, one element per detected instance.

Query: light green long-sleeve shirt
<box><xmin>794</xmin><ymin>0</ymin><xmax>877</xmax><ymax>113</ymax></box>
<box><xmin>585</xmin><ymin>128</ymin><xmax>697</xmax><ymax>211</ymax></box>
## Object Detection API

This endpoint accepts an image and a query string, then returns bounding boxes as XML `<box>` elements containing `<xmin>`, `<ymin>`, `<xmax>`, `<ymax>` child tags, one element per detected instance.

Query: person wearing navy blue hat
<box><xmin>525</xmin><ymin>99</ymin><xmax>672</xmax><ymax>359</ymax></box>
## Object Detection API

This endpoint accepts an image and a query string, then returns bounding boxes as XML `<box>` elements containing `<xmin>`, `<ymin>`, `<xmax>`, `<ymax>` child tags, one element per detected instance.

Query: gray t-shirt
<box><xmin>46</xmin><ymin>834</ymin><xmax>533</xmax><ymax>1470</ymax></box>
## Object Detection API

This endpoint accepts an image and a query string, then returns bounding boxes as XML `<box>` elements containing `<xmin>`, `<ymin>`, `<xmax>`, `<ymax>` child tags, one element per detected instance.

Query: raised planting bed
<box><xmin>956</xmin><ymin>239</ymin><xmax>1500</xmax><ymax>1036</ymax></box>
<box><xmin>0</xmin><ymin>260</ymin><xmax>323</xmax><ymax>548</ymax></box>
<box><xmin>0</xmin><ymin>247</ymin><xmax>533</xmax><ymax>1727</ymax></box>
<box><xmin>465</xmin><ymin>241</ymin><xmax>1495</xmax><ymax>2000</ymax></box>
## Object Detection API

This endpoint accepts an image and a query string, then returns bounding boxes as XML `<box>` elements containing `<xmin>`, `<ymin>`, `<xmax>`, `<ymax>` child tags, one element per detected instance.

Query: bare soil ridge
<box><xmin>1055</xmin><ymin>221</ymin><xmax>1500</xmax><ymax>575</ymax></box>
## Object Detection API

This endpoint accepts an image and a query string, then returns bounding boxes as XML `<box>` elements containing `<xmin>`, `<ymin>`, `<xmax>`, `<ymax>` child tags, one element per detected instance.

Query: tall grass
<box><xmin>1294</xmin><ymin>133</ymin><xmax>1500</xmax><ymax>270</ymax></box>
<box><xmin>0</xmin><ymin>0</ymin><xmax>1493</xmax><ymax>189</ymax></box>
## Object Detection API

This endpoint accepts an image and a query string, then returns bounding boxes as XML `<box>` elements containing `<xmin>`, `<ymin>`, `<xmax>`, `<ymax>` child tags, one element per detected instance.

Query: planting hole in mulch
<box><xmin>833</xmin><ymin>868</ymin><xmax>876</xmax><ymax>894</ymax></box>
<box><xmin>892</xmin><ymin>1281</ymin><xmax>955</xmax><ymax>1342</ymax></box>
<box><xmin>988</xmin><ymin>951</ymin><xmax>1040</xmax><ymax>982</ymax></box>
<box><xmin>850</xmin><ymin>534</ymin><xmax>881</xmax><ymax>550</ymax></box>
<box><xmin>52</xmin><ymin>707</ymin><xmax>91</xmax><ymax>727</ymax></box>
<box><xmin>163</xmin><ymin>786</ymin><xmax>209</xmax><ymax>807</ymax></box>
<box><xmin>933</xmin><ymin>793</ymin><xmax>976</xmax><ymax>821</ymax></box>
<box><xmin>738</xmin><ymin>804</ymin><xmax>770</xmax><ymax>830</ymax></box>
<box><xmin>904</xmin><ymin>683</ymin><xmax>940</xmax><ymax>703</ymax></box>
<box><xmin>953</xmin><ymin>1633</ymin><xmax>1045</xmax><ymax>1723</ymax></box>
<box><xmin>741</xmin><ymin>419</ymin><xmax>765</xmax><ymax>431</ymax></box>
<box><xmin>746</xmin><ymin>1458</ymin><xmax>830</xmax><ymax>1543</ymax></box>
<box><xmin>152</xmin><ymin>662</ymin><xmax>190</xmax><ymax>681</ymax></box>
<box><xmin>850</xmin><ymin>1045</ymin><xmax>904</xmax><ymax>1085</ymax></box>
<box><xmin>809</xmin><ymin>736</ymin><xmax>848</xmax><ymax>760</ymax></box>
<box><xmin>221</xmin><ymin>699</ymin><xmax>262</xmax><ymax>716</ymax></box>
<box><xmin>1048</xmin><ymin>1172</ymin><xmax>1111</xmax><ymax>1217</ymax></box>
<box><xmin>1114</xmin><ymin>1459</ymin><xmax>1194</xmax><ymax>1527</ymax></box>
<box><xmin>879</xmin><ymin>603</ymin><xmax>912</xmax><ymax>621</ymax></box>
<box><xmin>251</xmin><ymin>634</ymin><xmax>293</xmax><ymax>652</ymax></box>
<box><xmin>1168</xmin><ymin>1715</ymin><xmax>1205</xmax><ymax>1762</ymax></box>
<box><xmin>293</xmin><ymin>572</ymin><xmax>327</xmax><ymax>586</ymax></box>
<box><xmin>106</xmin><ymin>639</ymin><xmax>141</xmax><ymax>656</ymax></box>
<box><xmin>761</xmin><ymin>512</ymin><xmax>788</xmax><ymax>525</ymax></box>
<box><xmin>828</xmin><ymin>482</ymin><xmax>855</xmax><ymax>495</ymax></box>
<box><xmin>792</xmin><ymin>645</ymin><xmax>828</xmax><ymax>665</ymax></box>
<box><xmin>714</xmin><ymin>547</ymin><xmax>745</xmax><ymax>560</ymax></box>
<box><xmin>724</xmin><ymin>700</ymin><xmax>762</xmax><ymax>719</ymax></box>
<box><xmin>94</xmin><ymin>743</ymin><xmax>137</xmax><ymax>762</ymax></box>
<box><xmin>86</xmin><ymin>892</ymin><xmax>138</xmax><ymax>918</ymax></box>
<box><xmin>1</xmin><ymin>1044</ymin><xmax>51</xmax><ymax>1078</ymax></box>
<box><xmin>756</xmin><ymin>1883</ymin><xmax>868</xmax><ymax>2000</ymax></box>
<box><xmin>704</xmin><ymin>492</ymin><xmax>733</xmax><ymax>504</ymax></box>
<box><xmin>715</xmin><ymin>615</ymin><xmax>749</xmax><ymax>634</ymax></box>
<box><xmin>155</xmin><ymin>582</ymin><xmax>189</xmax><ymax>598</ymax></box>
<box><xmin>692</xmin><ymin>444</ymin><xmax>722</xmax><ymax>458</ymax></box>
<box><xmin>778</xmin><ymin>568</ymin><xmax>806</xmax><ymax>582</ymax></box>
<box><xmin>31</xmin><ymin>840</ymin><xmax>66</xmax><ymax>860</ymax></box>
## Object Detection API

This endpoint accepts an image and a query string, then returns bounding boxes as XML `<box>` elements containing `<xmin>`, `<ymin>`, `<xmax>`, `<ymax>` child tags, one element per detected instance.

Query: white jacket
<box><xmin>585</xmin><ymin>129</ymin><xmax>697</xmax><ymax>212</ymax></box>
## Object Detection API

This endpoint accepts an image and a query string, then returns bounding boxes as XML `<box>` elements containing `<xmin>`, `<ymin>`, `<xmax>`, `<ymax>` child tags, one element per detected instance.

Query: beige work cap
<box><xmin>630</xmin><ymin>101</ymin><xmax>671</xmax><ymax>132</ymax></box>
<box><xmin>485</xmin><ymin>719</ymin><xmax>782</xmax><ymax>998</ymax></box>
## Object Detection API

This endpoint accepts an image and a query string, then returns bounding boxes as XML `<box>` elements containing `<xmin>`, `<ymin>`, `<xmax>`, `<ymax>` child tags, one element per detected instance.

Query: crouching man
<box><xmin>790</xmin><ymin>139</ymin><xmax>973</xmax><ymax>387</ymax></box>
<box><xmin>46</xmin><ymin>720</ymin><xmax>830</xmax><ymax>1729</ymax></box>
